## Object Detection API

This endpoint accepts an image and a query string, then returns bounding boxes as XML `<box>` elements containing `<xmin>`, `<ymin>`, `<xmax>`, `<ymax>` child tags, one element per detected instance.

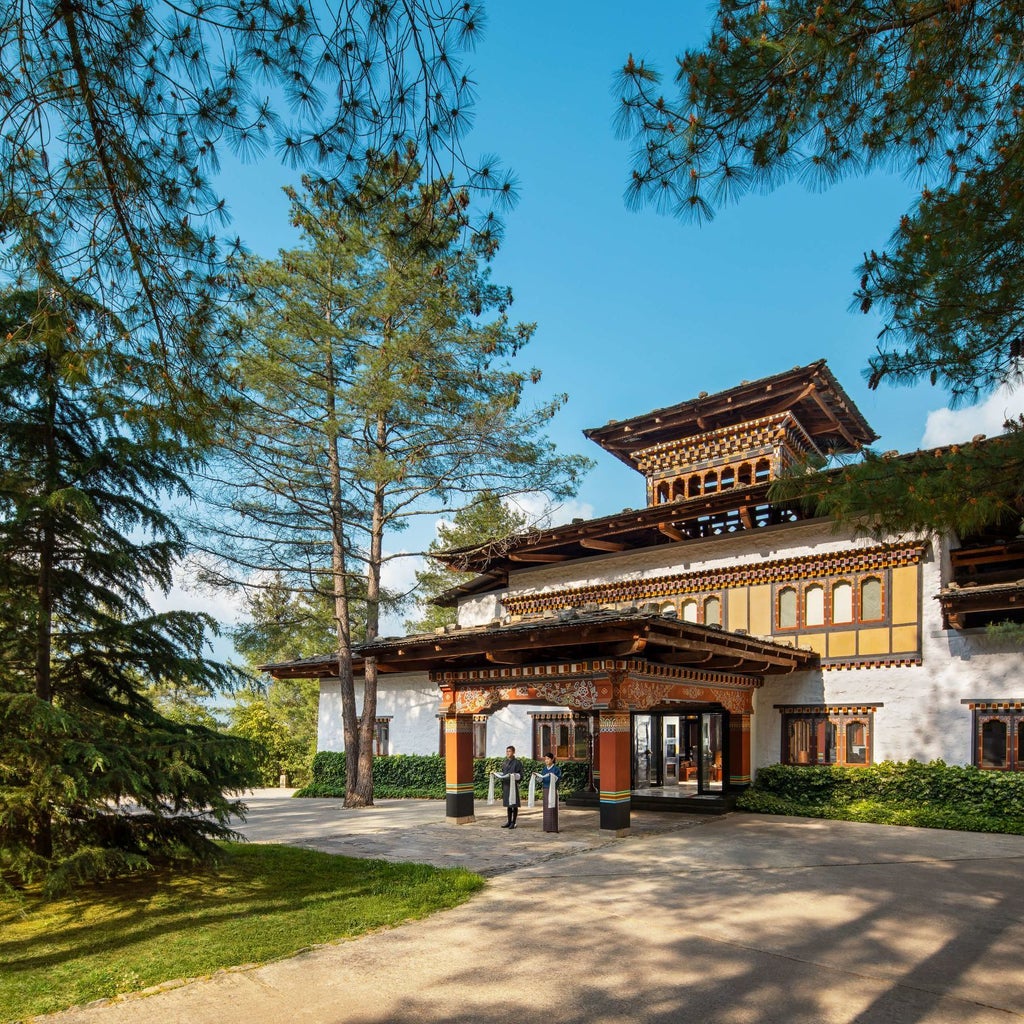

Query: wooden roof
<box><xmin>583</xmin><ymin>361</ymin><xmax>877</xmax><ymax>470</ymax></box>
<box><xmin>264</xmin><ymin>608</ymin><xmax>819</xmax><ymax>679</ymax></box>
<box><xmin>433</xmin><ymin>479</ymin><xmax>819</xmax><ymax>591</ymax></box>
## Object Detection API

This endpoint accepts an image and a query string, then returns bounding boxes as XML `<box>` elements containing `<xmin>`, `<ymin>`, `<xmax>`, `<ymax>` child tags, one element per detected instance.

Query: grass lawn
<box><xmin>0</xmin><ymin>843</ymin><xmax>485</xmax><ymax>1022</ymax></box>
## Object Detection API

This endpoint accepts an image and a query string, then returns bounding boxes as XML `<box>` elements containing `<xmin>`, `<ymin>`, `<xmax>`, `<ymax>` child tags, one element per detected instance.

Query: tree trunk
<box><xmin>34</xmin><ymin>346</ymin><xmax>58</xmax><ymax>861</ymax></box>
<box><xmin>349</xmin><ymin>412</ymin><xmax>387</xmax><ymax>807</ymax></box>
<box><xmin>324</xmin><ymin>339</ymin><xmax>362</xmax><ymax>806</ymax></box>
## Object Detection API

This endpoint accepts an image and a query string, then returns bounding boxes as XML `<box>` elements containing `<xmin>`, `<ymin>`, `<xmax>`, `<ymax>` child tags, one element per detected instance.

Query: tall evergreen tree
<box><xmin>405</xmin><ymin>492</ymin><xmax>528</xmax><ymax>633</ymax></box>
<box><xmin>616</xmin><ymin>2</ymin><xmax>1024</xmax><ymax>533</ymax></box>
<box><xmin>0</xmin><ymin>290</ymin><xmax>256</xmax><ymax>894</ymax></box>
<box><xmin>199</xmin><ymin>153</ymin><xmax>590</xmax><ymax>807</ymax></box>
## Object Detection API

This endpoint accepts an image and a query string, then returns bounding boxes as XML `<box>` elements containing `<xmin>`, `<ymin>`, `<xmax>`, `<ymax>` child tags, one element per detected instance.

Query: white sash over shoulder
<box><xmin>529</xmin><ymin>771</ymin><xmax>557</xmax><ymax>808</ymax></box>
<box><xmin>489</xmin><ymin>771</ymin><xmax>521</xmax><ymax>806</ymax></box>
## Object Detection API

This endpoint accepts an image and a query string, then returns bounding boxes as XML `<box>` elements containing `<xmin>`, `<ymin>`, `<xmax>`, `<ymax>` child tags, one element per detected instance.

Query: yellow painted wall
<box><xmin>796</xmin><ymin>632</ymin><xmax>827</xmax><ymax>657</ymax></box>
<box><xmin>748</xmin><ymin>585</ymin><xmax>772</xmax><ymax>638</ymax></box>
<box><xmin>727</xmin><ymin>588</ymin><xmax>748</xmax><ymax>633</ymax></box>
<box><xmin>890</xmin><ymin>624</ymin><xmax>919</xmax><ymax>654</ymax></box>
<box><xmin>890</xmin><ymin>565</ymin><xmax>919</xmax><ymax>625</ymax></box>
<box><xmin>828</xmin><ymin>631</ymin><xmax>857</xmax><ymax>658</ymax></box>
<box><xmin>858</xmin><ymin>627</ymin><xmax>891</xmax><ymax>656</ymax></box>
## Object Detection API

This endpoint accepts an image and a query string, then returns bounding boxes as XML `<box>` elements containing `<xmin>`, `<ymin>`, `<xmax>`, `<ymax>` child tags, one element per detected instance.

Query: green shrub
<box><xmin>296</xmin><ymin>751</ymin><xmax>590</xmax><ymax>801</ymax></box>
<box><xmin>737</xmin><ymin>760</ymin><xmax>1024</xmax><ymax>834</ymax></box>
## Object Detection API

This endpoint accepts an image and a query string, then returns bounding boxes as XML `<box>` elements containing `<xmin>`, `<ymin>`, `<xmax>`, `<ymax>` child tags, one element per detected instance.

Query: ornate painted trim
<box><xmin>503</xmin><ymin>542</ymin><xmax>925</xmax><ymax>616</ymax></box>
<box><xmin>774</xmin><ymin>704</ymin><xmax>881</xmax><ymax>715</ymax></box>
<box><xmin>962</xmin><ymin>700</ymin><xmax>1024</xmax><ymax>710</ymax></box>
<box><xmin>823</xmin><ymin>656</ymin><xmax>922</xmax><ymax>670</ymax></box>
<box><xmin>636</xmin><ymin>412</ymin><xmax>818</xmax><ymax>474</ymax></box>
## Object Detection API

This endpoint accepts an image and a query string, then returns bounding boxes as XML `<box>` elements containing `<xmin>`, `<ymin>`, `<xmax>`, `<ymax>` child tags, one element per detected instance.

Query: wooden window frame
<box><xmin>779</xmin><ymin>708</ymin><xmax>875</xmax><ymax>767</ymax></box>
<box><xmin>973</xmin><ymin>709</ymin><xmax>1024</xmax><ymax>771</ymax></box>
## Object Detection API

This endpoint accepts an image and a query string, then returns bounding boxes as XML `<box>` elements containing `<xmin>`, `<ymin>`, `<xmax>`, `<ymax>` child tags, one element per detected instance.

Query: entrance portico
<box><xmin>359</xmin><ymin>608</ymin><xmax>818</xmax><ymax>834</ymax></box>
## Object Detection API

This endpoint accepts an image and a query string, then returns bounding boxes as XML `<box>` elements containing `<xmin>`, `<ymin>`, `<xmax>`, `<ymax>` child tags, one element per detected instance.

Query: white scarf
<box><xmin>528</xmin><ymin>771</ymin><xmax>558</xmax><ymax>809</ymax></box>
<box><xmin>488</xmin><ymin>771</ymin><xmax>521</xmax><ymax>806</ymax></box>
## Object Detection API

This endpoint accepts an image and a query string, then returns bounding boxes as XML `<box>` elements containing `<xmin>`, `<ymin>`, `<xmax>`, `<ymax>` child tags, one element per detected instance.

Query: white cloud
<box><xmin>504</xmin><ymin>493</ymin><xmax>596</xmax><ymax>529</ymax></box>
<box><xmin>920</xmin><ymin>384</ymin><xmax>1024</xmax><ymax>447</ymax></box>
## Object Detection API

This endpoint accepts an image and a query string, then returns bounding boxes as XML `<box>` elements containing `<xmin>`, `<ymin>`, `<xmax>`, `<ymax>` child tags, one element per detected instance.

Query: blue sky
<box><xmin>179</xmin><ymin>2</ymin><xmax>1024</xmax><ymax>643</ymax></box>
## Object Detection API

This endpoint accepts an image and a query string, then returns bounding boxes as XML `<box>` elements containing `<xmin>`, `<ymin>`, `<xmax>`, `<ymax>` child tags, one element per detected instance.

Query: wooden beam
<box><xmin>606</xmin><ymin>637</ymin><xmax>648</xmax><ymax>656</ymax></box>
<box><xmin>580</xmin><ymin>538</ymin><xmax>631</xmax><ymax>552</ymax></box>
<box><xmin>808</xmin><ymin>387</ymin><xmax>858</xmax><ymax>447</ymax></box>
<box><xmin>658</xmin><ymin>523</ymin><xmax>686</xmax><ymax>542</ymax></box>
<box><xmin>485</xmin><ymin>650</ymin><xmax>532</xmax><ymax>666</ymax></box>
<box><xmin>658</xmin><ymin>651</ymin><xmax>716</xmax><ymax>665</ymax></box>
<box><xmin>508</xmin><ymin>552</ymin><xmax>570</xmax><ymax>563</ymax></box>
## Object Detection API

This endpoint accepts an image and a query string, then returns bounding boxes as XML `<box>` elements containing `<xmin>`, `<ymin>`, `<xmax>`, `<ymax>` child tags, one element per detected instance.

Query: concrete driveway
<box><xmin>42</xmin><ymin>792</ymin><xmax>1024</xmax><ymax>1024</ymax></box>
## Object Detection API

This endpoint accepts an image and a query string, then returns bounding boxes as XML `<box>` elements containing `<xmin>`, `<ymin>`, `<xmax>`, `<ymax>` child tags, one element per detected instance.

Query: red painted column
<box><xmin>598</xmin><ymin>711</ymin><xmax>631</xmax><ymax>834</ymax></box>
<box><xmin>728</xmin><ymin>713</ymin><xmax>752</xmax><ymax>790</ymax></box>
<box><xmin>444</xmin><ymin>715</ymin><xmax>475</xmax><ymax>823</ymax></box>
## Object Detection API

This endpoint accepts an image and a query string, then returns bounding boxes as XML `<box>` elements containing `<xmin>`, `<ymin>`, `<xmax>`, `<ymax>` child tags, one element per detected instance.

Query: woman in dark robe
<box><xmin>540</xmin><ymin>752</ymin><xmax>562</xmax><ymax>833</ymax></box>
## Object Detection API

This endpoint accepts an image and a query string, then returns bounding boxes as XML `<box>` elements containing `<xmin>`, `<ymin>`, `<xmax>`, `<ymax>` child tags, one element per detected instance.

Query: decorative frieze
<box><xmin>635</xmin><ymin>412</ymin><xmax>819</xmax><ymax>475</ymax></box>
<box><xmin>503</xmin><ymin>541</ymin><xmax>925</xmax><ymax>616</ymax></box>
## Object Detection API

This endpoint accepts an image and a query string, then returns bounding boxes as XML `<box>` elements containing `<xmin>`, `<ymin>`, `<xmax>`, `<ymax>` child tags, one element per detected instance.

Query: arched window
<box><xmin>778</xmin><ymin>587</ymin><xmax>797</xmax><ymax>629</ymax></box>
<box><xmin>688</xmin><ymin>475</ymin><xmax>701</xmax><ymax>497</ymax></box>
<box><xmin>660</xmin><ymin>601</ymin><xmax>677</xmax><ymax>617</ymax></box>
<box><xmin>831</xmin><ymin>581</ymin><xmax>853</xmax><ymax>624</ymax></box>
<box><xmin>703</xmin><ymin>595</ymin><xmax>722</xmax><ymax>626</ymax></box>
<box><xmin>720</xmin><ymin>466</ymin><xmax>735</xmax><ymax>490</ymax></box>
<box><xmin>860</xmin><ymin>576</ymin><xmax>882</xmax><ymax>621</ymax></box>
<box><xmin>672</xmin><ymin>479</ymin><xmax>686</xmax><ymax>501</ymax></box>
<box><xmin>804</xmin><ymin>584</ymin><xmax>825</xmax><ymax>627</ymax></box>
<box><xmin>737</xmin><ymin>463</ymin><xmax>752</xmax><ymax>486</ymax></box>
<box><xmin>703</xmin><ymin>471</ymin><xmax>718</xmax><ymax>494</ymax></box>
<box><xmin>754</xmin><ymin>459</ymin><xmax>771</xmax><ymax>483</ymax></box>
<box><xmin>681</xmin><ymin>599</ymin><xmax>698</xmax><ymax>623</ymax></box>
<box><xmin>656</xmin><ymin>482</ymin><xmax>669</xmax><ymax>504</ymax></box>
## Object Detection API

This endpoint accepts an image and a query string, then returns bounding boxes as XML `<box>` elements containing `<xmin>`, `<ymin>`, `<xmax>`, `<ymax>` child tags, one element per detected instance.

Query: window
<box><xmin>778</xmin><ymin>587</ymin><xmax>798</xmax><ymax>629</ymax></box>
<box><xmin>972</xmin><ymin>708</ymin><xmax>1024</xmax><ymax>770</ymax></box>
<box><xmin>860</xmin><ymin>576</ymin><xmax>883</xmax><ymax>621</ymax></box>
<box><xmin>773</xmin><ymin>574</ymin><xmax>889</xmax><ymax>633</ymax></box>
<box><xmin>681</xmin><ymin>599</ymin><xmax>698</xmax><ymax>623</ymax></box>
<box><xmin>832</xmin><ymin>581</ymin><xmax>853</xmax><ymax>624</ymax></box>
<box><xmin>374</xmin><ymin>718</ymin><xmax>391</xmax><ymax>756</ymax></box>
<box><xmin>437</xmin><ymin>715</ymin><xmax>487</xmax><ymax>758</ymax></box>
<box><xmin>780</xmin><ymin>707</ymin><xmax>875</xmax><ymax>766</ymax></box>
<box><xmin>703</xmin><ymin>595</ymin><xmax>722</xmax><ymax>626</ymax></box>
<box><xmin>531</xmin><ymin>714</ymin><xmax>591</xmax><ymax>760</ymax></box>
<box><xmin>804</xmin><ymin>585</ymin><xmax>825</xmax><ymax>627</ymax></box>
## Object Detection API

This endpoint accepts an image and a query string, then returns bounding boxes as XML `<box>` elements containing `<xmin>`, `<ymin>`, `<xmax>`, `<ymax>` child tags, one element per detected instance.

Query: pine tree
<box><xmin>1</xmin><ymin>1</ymin><xmax>509</xmax><ymax>424</ymax></box>
<box><xmin>0</xmin><ymin>290</ymin><xmax>256</xmax><ymax>894</ymax></box>
<box><xmin>616</xmin><ymin>2</ymin><xmax>1024</xmax><ymax>533</ymax></box>
<box><xmin>405</xmin><ymin>492</ymin><xmax>528</xmax><ymax>633</ymax></box>
<box><xmin>198</xmin><ymin>153</ymin><xmax>590</xmax><ymax>807</ymax></box>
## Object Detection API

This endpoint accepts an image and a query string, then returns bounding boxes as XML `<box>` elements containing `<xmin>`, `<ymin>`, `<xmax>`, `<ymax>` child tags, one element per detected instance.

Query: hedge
<box><xmin>295</xmin><ymin>751</ymin><xmax>590</xmax><ymax>801</ymax></box>
<box><xmin>737</xmin><ymin>760</ymin><xmax>1024</xmax><ymax>835</ymax></box>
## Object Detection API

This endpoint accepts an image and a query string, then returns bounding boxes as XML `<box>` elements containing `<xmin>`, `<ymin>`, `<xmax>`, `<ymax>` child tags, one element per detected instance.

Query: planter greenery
<box><xmin>737</xmin><ymin>761</ymin><xmax>1024</xmax><ymax>835</ymax></box>
<box><xmin>296</xmin><ymin>752</ymin><xmax>590</xmax><ymax>802</ymax></box>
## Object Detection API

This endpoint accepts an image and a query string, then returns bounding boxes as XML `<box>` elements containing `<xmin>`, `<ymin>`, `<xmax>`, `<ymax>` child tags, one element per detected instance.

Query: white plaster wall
<box><xmin>500</xmin><ymin>519</ymin><xmax>887</xmax><ymax>608</ymax></box>
<box><xmin>318</xmin><ymin>672</ymin><xmax>441</xmax><ymax>755</ymax></box>
<box><xmin>317</xmin><ymin>671</ymin><xmax>542</xmax><ymax>757</ymax></box>
<box><xmin>456</xmin><ymin>590</ymin><xmax>505</xmax><ymax>627</ymax></box>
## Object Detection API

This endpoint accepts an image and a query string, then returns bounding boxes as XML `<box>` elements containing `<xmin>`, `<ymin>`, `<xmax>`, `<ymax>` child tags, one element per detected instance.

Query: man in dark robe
<box><xmin>499</xmin><ymin>745</ymin><xmax>524</xmax><ymax>829</ymax></box>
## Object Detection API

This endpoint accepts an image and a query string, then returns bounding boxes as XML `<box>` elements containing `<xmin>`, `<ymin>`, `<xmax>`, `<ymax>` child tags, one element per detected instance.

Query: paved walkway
<box><xmin>42</xmin><ymin>792</ymin><xmax>1024</xmax><ymax>1024</ymax></box>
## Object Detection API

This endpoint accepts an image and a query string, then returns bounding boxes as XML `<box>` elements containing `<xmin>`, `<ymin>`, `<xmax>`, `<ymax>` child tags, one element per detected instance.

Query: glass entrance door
<box><xmin>632</xmin><ymin>714</ymin><xmax>658</xmax><ymax>788</ymax></box>
<box><xmin>698</xmin><ymin>711</ymin><xmax>725</xmax><ymax>793</ymax></box>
